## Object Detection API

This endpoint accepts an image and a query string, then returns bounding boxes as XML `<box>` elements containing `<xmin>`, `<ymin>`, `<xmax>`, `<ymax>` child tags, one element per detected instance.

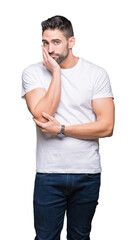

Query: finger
<box><xmin>42</xmin><ymin>47</ymin><xmax>50</xmax><ymax>59</ymax></box>
<box><xmin>42</xmin><ymin>112</ymin><xmax>53</xmax><ymax>121</ymax></box>
<box><xmin>33</xmin><ymin>118</ymin><xmax>46</xmax><ymax>128</ymax></box>
<box><xmin>43</xmin><ymin>51</ymin><xmax>47</xmax><ymax>62</ymax></box>
<box><xmin>37</xmin><ymin>125</ymin><xmax>46</xmax><ymax>132</ymax></box>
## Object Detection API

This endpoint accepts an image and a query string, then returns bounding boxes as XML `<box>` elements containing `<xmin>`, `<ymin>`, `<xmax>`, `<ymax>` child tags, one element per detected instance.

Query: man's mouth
<box><xmin>50</xmin><ymin>55</ymin><xmax>58</xmax><ymax>58</ymax></box>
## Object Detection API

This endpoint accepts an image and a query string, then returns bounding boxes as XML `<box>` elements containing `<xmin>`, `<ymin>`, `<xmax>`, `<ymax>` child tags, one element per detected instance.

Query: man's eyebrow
<box><xmin>51</xmin><ymin>39</ymin><xmax>61</xmax><ymax>42</ymax></box>
<box><xmin>42</xmin><ymin>39</ymin><xmax>49</xmax><ymax>43</ymax></box>
<box><xmin>42</xmin><ymin>39</ymin><xmax>61</xmax><ymax>43</ymax></box>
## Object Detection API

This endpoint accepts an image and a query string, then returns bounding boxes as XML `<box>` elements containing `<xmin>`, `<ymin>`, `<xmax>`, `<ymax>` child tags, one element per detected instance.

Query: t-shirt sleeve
<box><xmin>92</xmin><ymin>68</ymin><xmax>114</xmax><ymax>100</ymax></box>
<box><xmin>21</xmin><ymin>66</ymin><xmax>44</xmax><ymax>99</ymax></box>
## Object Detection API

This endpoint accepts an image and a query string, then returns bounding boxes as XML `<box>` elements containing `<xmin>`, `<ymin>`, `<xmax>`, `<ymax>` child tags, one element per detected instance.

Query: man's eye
<box><xmin>43</xmin><ymin>42</ymin><xmax>47</xmax><ymax>46</ymax></box>
<box><xmin>54</xmin><ymin>41</ymin><xmax>60</xmax><ymax>45</ymax></box>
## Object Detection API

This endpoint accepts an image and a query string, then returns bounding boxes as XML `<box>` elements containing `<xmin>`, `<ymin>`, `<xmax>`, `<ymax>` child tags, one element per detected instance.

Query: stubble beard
<box><xmin>53</xmin><ymin>46</ymin><xmax>69</xmax><ymax>64</ymax></box>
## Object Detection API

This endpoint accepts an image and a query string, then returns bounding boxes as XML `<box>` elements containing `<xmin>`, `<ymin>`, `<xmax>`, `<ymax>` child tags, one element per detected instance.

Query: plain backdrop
<box><xmin>0</xmin><ymin>0</ymin><xmax>136</xmax><ymax>239</ymax></box>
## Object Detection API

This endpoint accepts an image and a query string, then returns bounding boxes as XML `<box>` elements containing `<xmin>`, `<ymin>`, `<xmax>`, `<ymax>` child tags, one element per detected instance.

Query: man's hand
<box><xmin>33</xmin><ymin>112</ymin><xmax>61</xmax><ymax>135</ymax></box>
<box><xmin>42</xmin><ymin>46</ymin><xmax>60</xmax><ymax>74</ymax></box>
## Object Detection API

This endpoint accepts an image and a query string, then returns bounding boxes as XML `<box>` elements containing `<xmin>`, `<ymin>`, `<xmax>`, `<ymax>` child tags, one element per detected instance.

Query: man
<box><xmin>21</xmin><ymin>15</ymin><xmax>115</xmax><ymax>240</ymax></box>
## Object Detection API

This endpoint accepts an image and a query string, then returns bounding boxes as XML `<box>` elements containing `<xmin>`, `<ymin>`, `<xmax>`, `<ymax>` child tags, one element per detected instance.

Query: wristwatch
<box><xmin>57</xmin><ymin>124</ymin><xmax>65</xmax><ymax>138</ymax></box>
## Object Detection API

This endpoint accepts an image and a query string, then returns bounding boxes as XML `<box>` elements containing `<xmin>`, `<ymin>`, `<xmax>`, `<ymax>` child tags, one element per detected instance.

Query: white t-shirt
<box><xmin>21</xmin><ymin>57</ymin><xmax>114</xmax><ymax>173</ymax></box>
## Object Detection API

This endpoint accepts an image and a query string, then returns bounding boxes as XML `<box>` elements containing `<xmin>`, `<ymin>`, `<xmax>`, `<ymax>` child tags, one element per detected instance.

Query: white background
<box><xmin>0</xmin><ymin>0</ymin><xmax>136</xmax><ymax>239</ymax></box>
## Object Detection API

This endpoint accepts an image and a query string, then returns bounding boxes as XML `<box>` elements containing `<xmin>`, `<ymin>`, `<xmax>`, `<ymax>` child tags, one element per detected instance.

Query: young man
<box><xmin>21</xmin><ymin>15</ymin><xmax>115</xmax><ymax>240</ymax></box>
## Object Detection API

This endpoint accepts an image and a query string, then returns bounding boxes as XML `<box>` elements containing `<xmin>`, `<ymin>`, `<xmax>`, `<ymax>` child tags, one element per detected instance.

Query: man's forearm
<box><xmin>64</xmin><ymin>120</ymin><xmax>113</xmax><ymax>140</ymax></box>
<box><xmin>33</xmin><ymin>70</ymin><xmax>61</xmax><ymax>122</ymax></box>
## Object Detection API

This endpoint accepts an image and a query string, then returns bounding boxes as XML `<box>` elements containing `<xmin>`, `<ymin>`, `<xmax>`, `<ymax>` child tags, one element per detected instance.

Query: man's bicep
<box><xmin>92</xmin><ymin>97</ymin><xmax>115</xmax><ymax>127</ymax></box>
<box><xmin>25</xmin><ymin>87</ymin><xmax>46</xmax><ymax>115</ymax></box>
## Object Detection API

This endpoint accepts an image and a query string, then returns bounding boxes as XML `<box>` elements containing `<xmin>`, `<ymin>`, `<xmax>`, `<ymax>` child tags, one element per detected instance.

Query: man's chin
<box><xmin>51</xmin><ymin>56</ymin><xmax>60</xmax><ymax>63</ymax></box>
<box><xmin>56</xmin><ymin>57</ymin><xmax>66</xmax><ymax>64</ymax></box>
<box><xmin>54</xmin><ymin>58</ymin><xmax>60</xmax><ymax>64</ymax></box>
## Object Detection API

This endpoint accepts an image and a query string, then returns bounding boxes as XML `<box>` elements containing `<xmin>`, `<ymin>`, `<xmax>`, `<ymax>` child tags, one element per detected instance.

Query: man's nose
<box><xmin>48</xmin><ymin>44</ymin><xmax>54</xmax><ymax>54</ymax></box>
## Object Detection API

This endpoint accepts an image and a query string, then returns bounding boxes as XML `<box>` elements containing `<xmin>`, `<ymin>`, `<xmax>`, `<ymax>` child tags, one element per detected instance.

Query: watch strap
<box><xmin>60</xmin><ymin>124</ymin><xmax>65</xmax><ymax>135</ymax></box>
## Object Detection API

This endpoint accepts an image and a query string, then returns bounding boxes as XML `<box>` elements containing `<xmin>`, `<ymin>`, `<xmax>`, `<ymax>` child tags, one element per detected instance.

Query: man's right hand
<box><xmin>41</xmin><ymin>46</ymin><xmax>60</xmax><ymax>74</ymax></box>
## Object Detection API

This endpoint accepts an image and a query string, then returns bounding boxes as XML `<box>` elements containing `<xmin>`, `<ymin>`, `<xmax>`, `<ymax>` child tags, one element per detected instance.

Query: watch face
<box><xmin>57</xmin><ymin>133</ymin><xmax>65</xmax><ymax>138</ymax></box>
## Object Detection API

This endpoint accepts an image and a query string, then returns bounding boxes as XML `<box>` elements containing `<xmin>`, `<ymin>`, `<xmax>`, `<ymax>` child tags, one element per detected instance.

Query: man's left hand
<box><xmin>33</xmin><ymin>112</ymin><xmax>61</xmax><ymax>135</ymax></box>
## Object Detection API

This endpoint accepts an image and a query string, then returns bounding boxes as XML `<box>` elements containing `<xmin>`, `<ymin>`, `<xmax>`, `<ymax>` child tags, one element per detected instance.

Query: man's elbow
<box><xmin>105</xmin><ymin>125</ymin><xmax>114</xmax><ymax>137</ymax></box>
<box><xmin>27</xmin><ymin>107</ymin><xmax>47</xmax><ymax>123</ymax></box>
<box><xmin>31</xmin><ymin>109</ymin><xmax>51</xmax><ymax>123</ymax></box>
<box><xmin>33</xmin><ymin>112</ymin><xmax>52</xmax><ymax>123</ymax></box>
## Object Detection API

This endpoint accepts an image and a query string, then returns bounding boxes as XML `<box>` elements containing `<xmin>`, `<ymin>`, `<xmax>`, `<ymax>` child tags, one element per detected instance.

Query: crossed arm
<box><xmin>25</xmin><ymin>87</ymin><xmax>115</xmax><ymax>140</ymax></box>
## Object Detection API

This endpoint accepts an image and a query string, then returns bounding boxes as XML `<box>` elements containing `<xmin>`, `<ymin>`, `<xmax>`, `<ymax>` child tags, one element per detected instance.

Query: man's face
<box><xmin>42</xmin><ymin>29</ymin><xmax>70</xmax><ymax>64</ymax></box>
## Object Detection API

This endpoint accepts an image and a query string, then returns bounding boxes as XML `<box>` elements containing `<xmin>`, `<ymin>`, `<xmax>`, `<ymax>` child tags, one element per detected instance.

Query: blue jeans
<box><xmin>33</xmin><ymin>173</ymin><xmax>101</xmax><ymax>240</ymax></box>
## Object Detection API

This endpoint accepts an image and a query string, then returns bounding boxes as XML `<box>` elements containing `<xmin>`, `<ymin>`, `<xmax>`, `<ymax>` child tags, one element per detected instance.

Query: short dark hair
<box><xmin>41</xmin><ymin>15</ymin><xmax>74</xmax><ymax>40</ymax></box>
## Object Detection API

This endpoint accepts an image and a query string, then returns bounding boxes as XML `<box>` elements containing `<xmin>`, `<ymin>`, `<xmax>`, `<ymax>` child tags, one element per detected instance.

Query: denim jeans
<box><xmin>33</xmin><ymin>172</ymin><xmax>101</xmax><ymax>240</ymax></box>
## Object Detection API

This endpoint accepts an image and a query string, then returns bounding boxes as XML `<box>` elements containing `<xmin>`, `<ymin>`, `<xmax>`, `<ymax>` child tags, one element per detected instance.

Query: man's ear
<box><xmin>68</xmin><ymin>37</ymin><xmax>75</xmax><ymax>49</ymax></box>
